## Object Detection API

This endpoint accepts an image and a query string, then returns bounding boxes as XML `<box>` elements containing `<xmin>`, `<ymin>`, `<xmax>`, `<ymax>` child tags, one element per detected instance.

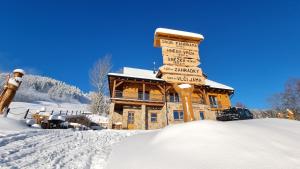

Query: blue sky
<box><xmin>0</xmin><ymin>0</ymin><xmax>299</xmax><ymax>109</ymax></box>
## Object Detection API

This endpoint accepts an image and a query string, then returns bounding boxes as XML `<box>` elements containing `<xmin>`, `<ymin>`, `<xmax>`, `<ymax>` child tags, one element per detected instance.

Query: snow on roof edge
<box><xmin>108</xmin><ymin>67</ymin><xmax>234</xmax><ymax>91</ymax></box>
<box><xmin>155</xmin><ymin>28</ymin><xmax>204</xmax><ymax>40</ymax></box>
<box><xmin>205</xmin><ymin>79</ymin><xmax>234</xmax><ymax>91</ymax></box>
<box><xmin>13</xmin><ymin>69</ymin><xmax>25</xmax><ymax>75</ymax></box>
<box><xmin>108</xmin><ymin>72</ymin><xmax>163</xmax><ymax>81</ymax></box>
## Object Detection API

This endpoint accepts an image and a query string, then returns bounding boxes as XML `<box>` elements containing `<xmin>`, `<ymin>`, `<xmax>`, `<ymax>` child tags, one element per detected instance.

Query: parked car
<box><xmin>216</xmin><ymin>107</ymin><xmax>253</xmax><ymax>121</ymax></box>
<box><xmin>89</xmin><ymin>122</ymin><xmax>102</xmax><ymax>130</ymax></box>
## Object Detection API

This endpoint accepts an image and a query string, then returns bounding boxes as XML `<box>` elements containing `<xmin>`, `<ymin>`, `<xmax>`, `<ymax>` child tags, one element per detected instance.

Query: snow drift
<box><xmin>107</xmin><ymin>119</ymin><xmax>300</xmax><ymax>169</ymax></box>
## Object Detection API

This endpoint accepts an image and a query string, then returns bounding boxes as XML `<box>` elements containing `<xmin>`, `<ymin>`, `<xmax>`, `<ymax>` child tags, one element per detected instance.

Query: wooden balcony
<box><xmin>111</xmin><ymin>90</ymin><xmax>165</xmax><ymax>106</ymax></box>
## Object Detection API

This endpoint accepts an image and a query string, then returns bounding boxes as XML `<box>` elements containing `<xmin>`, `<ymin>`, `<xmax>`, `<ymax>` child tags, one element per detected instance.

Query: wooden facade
<box><xmin>108</xmin><ymin>67</ymin><xmax>234</xmax><ymax>130</ymax></box>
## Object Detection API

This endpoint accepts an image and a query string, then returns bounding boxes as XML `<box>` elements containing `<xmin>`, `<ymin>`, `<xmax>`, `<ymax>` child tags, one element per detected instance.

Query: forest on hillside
<box><xmin>0</xmin><ymin>73</ymin><xmax>90</xmax><ymax>104</ymax></box>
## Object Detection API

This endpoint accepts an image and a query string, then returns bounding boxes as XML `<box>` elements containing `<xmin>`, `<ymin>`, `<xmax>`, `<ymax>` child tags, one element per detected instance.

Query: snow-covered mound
<box><xmin>107</xmin><ymin>119</ymin><xmax>300</xmax><ymax>169</ymax></box>
<box><xmin>0</xmin><ymin>118</ymin><xmax>29</xmax><ymax>131</ymax></box>
<box><xmin>86</xmin><ymin>114</ymin><xmax>109</xmax><ymax>124</ymax></box>
<box><xmin>0</xmin><ymin>118</ymin><xmax>31</xmax><ymax>136</ymax></box>
<box><xmin>0</xmin><ymin>73</ymin><xmax>90</xmax><ymax>104</ymax></box>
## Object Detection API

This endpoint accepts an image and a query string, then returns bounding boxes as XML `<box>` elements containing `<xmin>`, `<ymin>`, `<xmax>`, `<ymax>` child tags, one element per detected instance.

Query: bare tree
<box><xmin>268</xmin><ymin>78</ymin><xmax>300</xmax><ymax>120</ymax></box>
<box><xmin>89</xmin><ymin>55</ymin><xmax>112</xmax><ymax>115</ymax></box>
<box><xmin>235</xmin><ymin>102</ymin><xmax>247</xmax><ymax>108</ymax></box>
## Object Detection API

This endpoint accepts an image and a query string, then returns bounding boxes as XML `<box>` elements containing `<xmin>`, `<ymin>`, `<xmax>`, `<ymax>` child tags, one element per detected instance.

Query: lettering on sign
<box><xmin>162</xmin><ymin>74</ymin><xmax>205</xmax><ymax>85</ymax></box>
<box><xmin>159</xmin><ymin>65</ymin><xmax>202</xmax><ymax>76</ymax></box>
<box><xmin>160</xmin><ymin>39</ymin><xmax>198</xmax><ymax>51</ymax></box>
<box><xmin>163</xmin><ymin>56</ymin><xmax>200</xmax><ymax>67</ymax></box>
<box><xmin>162</xmin><ymin>47</ymin><xmax>199</xmax><ymax>60</ymax></box>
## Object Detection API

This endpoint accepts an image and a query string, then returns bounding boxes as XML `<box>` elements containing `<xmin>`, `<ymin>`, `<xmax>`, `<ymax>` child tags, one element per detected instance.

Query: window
<box><xmin>115</xmin><ymin>90</ymin><xmax>123</xmax><ymax>98</ymax></box>
<box><xmin>128</xmin><ymin>112</ymin><xmax>134</xmax><ymax>124</ymax></box>
<box><xmin>138</xmin><ymin>90</ymin><xmax>149</xmax><ymax>100</ymax></box>
<box><xmin>144</xmin><ymin>91</ymin><xmax>149</xmax><ymax>100</ymax></box>
<box><xmin>209</xmin><ymin>95</ymin><xmax>218</xmax><ymax>108</ymax></box>
<box><xmin>173</xmin><ymin>110</ymin><xmax>184</xmax><ymax>120</ymax></box>
<box><xmin>200</xmin><ymin>95</ymin><xmax>205</xmax><ymax>104</ymax></box>
<box><xmin>138</xmin><ymin>91</ymin><xmax>143</xmax><ymax>100</ymax></box>
<box><xmin>174</xmin><ymin>93</ymin><xmax>179</xmax><ymax>102</ymax></box>
<box><xmin>199</xmin><ymin>111</ymin><xmax>205</xmax><ymax>120</ymax></box>
<box><xmin>150</xmin><ymin>113</ymin><xmax>157</xmax><ymax>122</ymax></box>
<box><xmin>169</xmin><ymin>93</ymin><xmax>180</xmax><ymax>102</ymax></box>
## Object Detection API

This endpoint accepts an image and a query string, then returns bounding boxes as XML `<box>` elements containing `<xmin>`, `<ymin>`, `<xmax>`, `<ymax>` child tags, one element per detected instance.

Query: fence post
<box><xmin>24</xmin><ymin>109</ymin><xmax>30</xmax><ymax>119</ymax></box>
<box><xmin>3</xmin><ymin>108</ymin><xmax>10</xmax><ymax>118</ymax></box>
<box><xmin>60</xmin><ymin>110</ymin><xmax>62</xmax><ymax>115</ymax></box>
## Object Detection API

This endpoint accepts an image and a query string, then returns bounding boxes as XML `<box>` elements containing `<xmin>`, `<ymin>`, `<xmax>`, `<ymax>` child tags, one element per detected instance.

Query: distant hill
<box><xmin>0</xmin><ymin>73</ymin><xmax>90</xmax><ymax>104</ymax></box>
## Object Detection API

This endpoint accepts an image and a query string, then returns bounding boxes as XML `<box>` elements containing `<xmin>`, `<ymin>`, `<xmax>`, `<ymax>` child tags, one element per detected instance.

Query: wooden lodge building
<box><xmin>108</xmin><ymin>67</ymin><xmax>234</xmax><ymax>130</ymax></box>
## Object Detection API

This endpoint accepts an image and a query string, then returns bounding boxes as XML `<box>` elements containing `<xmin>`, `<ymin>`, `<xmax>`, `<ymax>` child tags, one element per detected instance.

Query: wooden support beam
<box><xmin>115</xmin><ymin>81</ymin><xmax>123</xmax><ymax>88</ymax></box>
<box><xmin>157</xmin><ymin>84</ymin><xmax>165</xmax><ymax>95</ymax></box>
<box><xmin>143</xmin><ymin>83</ymin><xmax>145</xmax><ymax>100</ymax></box>
<box><xmin>112</xmin><ymin>80</ymin><xmax>116</xmax><ymax>98</ymax></box>
<box><xmin>203</xmin><ymin>89</ymin><xmax>210</xmax><ymax>105</ymax></box>
<box><xmin>166</xmin><ymin>86</ymin><xmax>171</xmax><ymax>92</ymax></box>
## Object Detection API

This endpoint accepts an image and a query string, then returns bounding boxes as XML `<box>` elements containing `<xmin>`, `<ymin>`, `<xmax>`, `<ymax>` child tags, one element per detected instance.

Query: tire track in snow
<box><xmin>0</xmin><ymin>129</ymin><xmax>140</xmax><ymax>169</ymax></box>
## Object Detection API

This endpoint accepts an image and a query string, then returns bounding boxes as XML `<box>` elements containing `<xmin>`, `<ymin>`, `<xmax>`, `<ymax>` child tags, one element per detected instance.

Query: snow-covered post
<box><xmin>3</xmin><ymin>108</ymin><xmax>10</xmax><ymax>117</ymax></box>
<box><xmin>0</xmin><ymin>69</ymin><xmax>25</xmax><ymax>116</ymax></box>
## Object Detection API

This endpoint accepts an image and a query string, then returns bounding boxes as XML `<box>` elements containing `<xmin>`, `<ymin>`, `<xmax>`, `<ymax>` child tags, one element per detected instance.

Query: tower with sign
<box><xmin>154</xmin><ymin>28</ymin><xmax>205</xmax><ymax>122</ymax></box>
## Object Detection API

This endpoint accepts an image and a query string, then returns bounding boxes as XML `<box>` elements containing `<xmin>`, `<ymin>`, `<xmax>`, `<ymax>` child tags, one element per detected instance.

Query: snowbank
<box><xmin>0</xmin><ymin>118</ymin><xmax>30</xmax><ymax>136</ymax></box>
<box><xmin>107</xmin><ymin>119</ymin><xmax>300</xmax><ymax>169</ymax></box>
<box><xmin>0</xmin><ymin>118</ymin><xmax>28</xmax><ymax>131</ymax></box>
<box><xmin>86</xmin><ymin>114</ymin><xmax>109</xmax><ymax>124</ymax></box>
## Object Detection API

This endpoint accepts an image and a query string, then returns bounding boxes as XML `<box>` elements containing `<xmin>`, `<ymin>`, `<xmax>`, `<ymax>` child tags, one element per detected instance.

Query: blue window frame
<box><xmin>173</xmin><ymin>110</ymin><xmax>184</xmax><ymax>120</ymax></box>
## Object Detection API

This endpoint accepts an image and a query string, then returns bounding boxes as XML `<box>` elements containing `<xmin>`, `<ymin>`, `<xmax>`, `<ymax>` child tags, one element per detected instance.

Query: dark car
<box><xmin>216</xmin><ymin>107</ymin><xmax>253</xmax><ymax>121</ymax></box>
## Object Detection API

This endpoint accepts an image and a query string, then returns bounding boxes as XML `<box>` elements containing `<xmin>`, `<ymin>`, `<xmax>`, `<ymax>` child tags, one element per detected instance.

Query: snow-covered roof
<box><xmin>108</xmin><ymin>67</ymin><xmax>163</xmax><ymax>81</ymax></box>
<box><xmin>13</xmin><ymin>69</ymin><xmax>25</xmax><ymax>75</ymax></box>
<box><xmin>155</xmin><ymin>28</ymin><xmax>204</xmax><ymax>40</ymax></box>
<box><xmin>108</xmin><ymin>67</ymin><xmax>234</xmax><ymax>91</ymax></box>
<box><xmin>205</xmin><ymin>79</ymin><xmax>234</xmax><ymax>91</ymax></box>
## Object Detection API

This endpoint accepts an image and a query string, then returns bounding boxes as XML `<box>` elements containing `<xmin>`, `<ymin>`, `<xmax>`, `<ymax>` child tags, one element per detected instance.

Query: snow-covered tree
<box><xmin>89</xmin><ymin>55</ymin><xmax>112</xmax><ymax>115</ymax></box>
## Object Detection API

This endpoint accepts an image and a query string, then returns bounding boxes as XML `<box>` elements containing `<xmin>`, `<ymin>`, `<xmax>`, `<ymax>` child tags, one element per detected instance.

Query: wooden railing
<box><xmin>114</xmin><ymin>90</ymin><xmax>164</xmax><ymax>102</ymax></box>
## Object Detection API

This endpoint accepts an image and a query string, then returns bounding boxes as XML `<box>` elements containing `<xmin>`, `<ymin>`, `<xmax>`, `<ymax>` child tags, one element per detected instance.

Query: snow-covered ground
<box><xmin>0</xmin><ymin>101</ymin><xmax>134</xmax><ymax>169</ymax></box>
<box><xmin>1</xmin><ymin>102</ymin><xmax>300</xmax><ymax>169</ymax></box>
<box><xmin>107</xmin><ymin>119</ymin><xmax>300</xmax><ymax>169</ymax></box>
<box><xmin>0</xmin><ymin>129</ymin><xmax>139</xmax><ymax>169</ymax></box>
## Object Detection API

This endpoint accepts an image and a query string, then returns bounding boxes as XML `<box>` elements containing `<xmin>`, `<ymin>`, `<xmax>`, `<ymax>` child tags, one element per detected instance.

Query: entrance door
<box><xmin>200</xmin><ymin>111</ymin><xmax>205</xmax><ymax>120</ymax></box>
<box><xmin>127</xmin><ymin>111</ymin><xmax>135</xmax><ymax>129</ymax></box>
